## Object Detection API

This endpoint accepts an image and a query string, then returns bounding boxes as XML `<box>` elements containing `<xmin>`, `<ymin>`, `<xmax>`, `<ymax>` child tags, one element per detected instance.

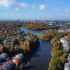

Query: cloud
<box><xmin>16</xmin><ymin>3</ymin><xmax>29</xmax><ymax>8</ymax></box>
<box><xmin>15</xmin><ymin>2</ymin><xmax>29</xmax><ymax>12</ymax></box>
<box><xmin>0</xmin><ymin>0</ymin><xmax>15</xmax><ymax>7</ymax></box>
<box><xmin>39</xmin><ymin>4</ymin><xmax>45</xmax><ymax>10</ymax></box>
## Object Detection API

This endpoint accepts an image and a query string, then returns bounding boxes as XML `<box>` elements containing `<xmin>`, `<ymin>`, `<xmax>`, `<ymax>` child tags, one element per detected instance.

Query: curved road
<box><xmin>24</xmin><ymin>40</ymin><xmax>52</xmax><ymax>70</ymax></box>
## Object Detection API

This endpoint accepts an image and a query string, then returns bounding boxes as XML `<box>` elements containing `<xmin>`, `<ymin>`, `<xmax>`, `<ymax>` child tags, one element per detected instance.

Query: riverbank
<box><xmin>48</xmin><ymin>32</ymin><xmax>70</xmax><ymax>70</ymax></box>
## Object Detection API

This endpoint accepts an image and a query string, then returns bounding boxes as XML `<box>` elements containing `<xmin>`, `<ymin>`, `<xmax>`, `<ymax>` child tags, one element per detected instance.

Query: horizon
<box><xmin>0</xmin><ymin>20</ymin><xmax>70</xmax><ymax>22</ymax></box>
<box><xmin>0</xmin><ymin>0</ymin><xmax>70</xmax><ymax>20</ymax></box>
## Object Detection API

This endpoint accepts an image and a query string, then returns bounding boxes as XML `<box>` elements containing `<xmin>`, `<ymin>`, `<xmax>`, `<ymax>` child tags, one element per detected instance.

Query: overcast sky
<box><xmin>0</xmin><ymin>0</ymin><xmax>70</xmax><ymax>20</ymax></box>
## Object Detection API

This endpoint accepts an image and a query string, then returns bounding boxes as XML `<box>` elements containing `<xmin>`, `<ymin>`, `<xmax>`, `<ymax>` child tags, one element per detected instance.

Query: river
<box><xmin>23</xmin><ymin>40</ymin><xmax>52</xmax><ymax>70</ymax></box>
<box><xmin>20</xmin><ymin>28</ymin><xmax>52</xmax><ymax>70</ymax></box>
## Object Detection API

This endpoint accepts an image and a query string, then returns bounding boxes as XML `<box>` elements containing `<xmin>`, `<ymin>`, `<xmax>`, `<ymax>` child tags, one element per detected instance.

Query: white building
<box><xmin>64</xmin><ymin>63</ymin><xmax>70</xmax><ymax>70</ymax></box>
<box><xmin>58</xmin><ymin>29</ymin><xmax>65</xmax><ymax>33</ymax></box>
<box><xmin>64</xmin><ymin>54</ymin><xmax>70</xmax><ymax>70</ymax></box>
<box><xmin>60</xmin><ymin>37</ymin><xmax>69</xmax><ymax>52</ymax></box>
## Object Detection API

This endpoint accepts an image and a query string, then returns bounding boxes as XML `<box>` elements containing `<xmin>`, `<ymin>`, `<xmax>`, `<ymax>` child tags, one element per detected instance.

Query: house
<box><xmin>60</xmin><ymin>37</ymin><xmax>69</xmax><ymax>52</ymax></box>
<box><xmin>64</xmin><ymin>54</ymin><xmax>70</xmax><ymax>70</ymax></box>
<box><xmin>64</xmin><ymin>63</ymin><xmax>70</xmax><ymax>70</ymax></box>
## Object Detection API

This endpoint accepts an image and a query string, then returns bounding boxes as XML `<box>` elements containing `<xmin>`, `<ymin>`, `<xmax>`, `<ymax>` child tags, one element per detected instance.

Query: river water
<box><xmin>31</xmin><ymin>40</ymin><xmax>52</xmax><ymax>70</ymax></box>
<box><xmin>20</xmin><ymin>28</ymin><xmax>52</xmax><ymax>70</ymax></box>
<box><xmin>23</xmin><ymin>40</ymin><xmax>52</xmax><ymax>70</ymax></box>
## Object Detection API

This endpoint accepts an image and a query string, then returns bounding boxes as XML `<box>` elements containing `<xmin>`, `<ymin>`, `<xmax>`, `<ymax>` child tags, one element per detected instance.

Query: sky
<box><xmin>0</xmin><ymin>0</ymin><xmax>70</xmax><ymax>20</ymax></box>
